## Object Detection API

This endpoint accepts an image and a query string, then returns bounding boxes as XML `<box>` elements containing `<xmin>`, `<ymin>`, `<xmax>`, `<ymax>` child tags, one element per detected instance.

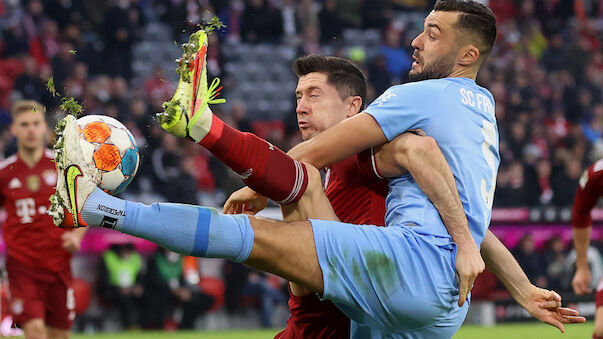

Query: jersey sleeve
<box><xmin>363</xmin><ymin>83</ymin><xmax>435</xmax><ymax>141</ymax></box>
<box><xmin>572</xmin><ymin>165</ymin><xmax>602</xmax><ymax>228</ymax></box>
<box><xmin>355</xmin><ymin>148</ymin><xmax>385</xmax><ymax>180</ymax></box>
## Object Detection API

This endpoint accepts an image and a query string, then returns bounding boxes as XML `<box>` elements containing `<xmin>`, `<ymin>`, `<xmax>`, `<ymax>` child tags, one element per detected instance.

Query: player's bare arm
<box><xmin>481</xmin><ymin>231</ymin><xmax>586</xmax><ymax>332</ymax></box>
<box><xmin>288</xmin><ymin>113</ymin><xmax>387</xmax><ymax>168</ymax></box>
<box><xmin>374</xmin><ymin>133</ymin><xmax>482</xmax><ymax>307</ymax></box>
<box><xmin>61</xmin><ymin>227</ymin><xmax>88</xmax><ymax>253</ymax></box>
<box><xmin>573</xmin><ymin>227</ymin><xmax>593</xmax><ymax>294</ymax></box>
<box><xmin>571</xmin><ymin>173</ymin><xmax>599</xmax><ymax>295</ymax></box>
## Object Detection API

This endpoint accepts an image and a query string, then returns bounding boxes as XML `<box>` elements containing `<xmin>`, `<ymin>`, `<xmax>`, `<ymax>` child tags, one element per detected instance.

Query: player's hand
<box><xmin>518</xmin><ymin>285</ymin><xmax>586</xmax><ymax>333</ymax></box>
<box><xmin>61</xmin><ymin>231</ymin><xmax>83</xmax><ymax>253</ymax></box>
<box><xmin>456</xmin><ymin>241</ymin><xmax>484</xmax><ymax>307</ymax></box>
<box><xmin>572</xmin><ymin>266</ymin><xmax>592</xmax><ymax>295</ymax></box>
<box><xmin>223</xmin><ymin>186</ymin><xmax>268</xmax><ymax>215</ymax></box>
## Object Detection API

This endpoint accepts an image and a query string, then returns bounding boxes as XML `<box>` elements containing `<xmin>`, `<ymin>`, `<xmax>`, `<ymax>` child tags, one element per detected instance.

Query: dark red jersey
<box><xmin>324</xmin><ymin>149</ymin><xmax>388</xmax><ymax>226</ymax></box>
<box><xmin>572</xmin><ymin>160</ymin><xmax>603</xmax><ymax>228</ymax></box>
<box><xmin>0</xmin><ymin>150</ymin><xmax>71</xmax><ymax>273</ymax></box>
<box><xmin>276</xmin><ymin>149</ymin><xmax>387</xmax><ymax>339</ymax></box>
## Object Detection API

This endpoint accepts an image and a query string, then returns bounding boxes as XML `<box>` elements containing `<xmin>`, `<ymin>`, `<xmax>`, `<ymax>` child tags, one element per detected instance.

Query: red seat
<box><xmin>198</xmin><ymin>276</ymin><xmax>225</xmax><ymax>311</ymax></box>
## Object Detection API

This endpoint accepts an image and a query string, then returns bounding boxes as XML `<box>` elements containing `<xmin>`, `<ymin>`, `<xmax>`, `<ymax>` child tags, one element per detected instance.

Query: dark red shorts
<box><xmin>275</xmin><ymin>284</ymin><xmax>350</xmax><ymax>339</ymax></box>
<box><xmin>6</xmin><ymin>259</ymin><xmax>74</xmax><ymax>330</ymax></box>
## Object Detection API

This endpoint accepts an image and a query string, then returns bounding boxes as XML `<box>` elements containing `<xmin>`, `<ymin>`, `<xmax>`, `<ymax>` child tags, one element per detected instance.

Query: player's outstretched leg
<box><xmin>50</xmin><ymin>116</ymin><xmax>324</xmax><ymax>291</ymax></box>
<box><xmin>159</xmin><ymin>29</ymin><xmax>309</xmax><ymax>205</ymax></box>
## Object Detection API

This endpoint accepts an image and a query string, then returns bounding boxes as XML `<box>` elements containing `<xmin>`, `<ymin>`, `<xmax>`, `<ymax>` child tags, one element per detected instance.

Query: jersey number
<box><xmin>480</xmin><ymin>120</ymin><xmax>497</xmax><ymax>210</ymax></box>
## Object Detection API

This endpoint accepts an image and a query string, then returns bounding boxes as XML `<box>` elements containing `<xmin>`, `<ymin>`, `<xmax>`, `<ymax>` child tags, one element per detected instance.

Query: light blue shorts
<box><xmin>310</xmin><ymin>219</ymin><xmax>469</xmax><ymax>338</ymax></box>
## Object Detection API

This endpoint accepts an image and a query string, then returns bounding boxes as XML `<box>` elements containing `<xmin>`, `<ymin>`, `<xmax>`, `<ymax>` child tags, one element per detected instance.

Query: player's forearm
<box><xmin>288</xmin><ymin>113</ymin><xmax>387</xmax><ymax>168</ymax></box>
<box><xmin>397</xmin><ymin>136</ymin><xmax>473</xmax><ymax>246</ymax></box>
<box><xmin>573</xmin><ymin>227</ymin><xmax>591</xmax><ymax>269</ymax></box>
<box><xmin>481</xmin><ymin>230</ymin><xmax>532</xmax><ymax>302</ymax></box>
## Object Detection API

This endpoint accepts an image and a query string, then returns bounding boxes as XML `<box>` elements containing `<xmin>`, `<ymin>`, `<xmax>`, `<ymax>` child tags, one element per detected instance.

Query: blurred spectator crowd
<box><xmin>473</xmin><ymin>232</ymin><xmax>603</xmax><ymax>301</ymax></box>
<box><xmin>1</xmin><ymin>0</ymin><xmax>602</xmax><ymax>208</ymax></box>
<box><xmin>1</xmin><ymin>0</ymin><xmax>603</xmax><ymax>328</ymax></box>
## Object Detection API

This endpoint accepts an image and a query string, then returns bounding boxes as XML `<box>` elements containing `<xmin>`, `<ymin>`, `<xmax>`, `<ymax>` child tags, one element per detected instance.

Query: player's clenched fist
<box><xmin>456</xmin><ymin>241</ymin><xmax>485</xmax><ymax>307</ymax></box>
<box><xmin>223</xmin><ymin>186</ymin><xmax>268</xmax><ymax>215</ymax></box>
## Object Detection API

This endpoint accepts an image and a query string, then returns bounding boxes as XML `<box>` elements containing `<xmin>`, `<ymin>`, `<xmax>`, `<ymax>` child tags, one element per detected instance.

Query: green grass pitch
<box><xmin>70</xmin><ymin>322</ymin><xmax>593</xmax><ymax>339</ymax></box>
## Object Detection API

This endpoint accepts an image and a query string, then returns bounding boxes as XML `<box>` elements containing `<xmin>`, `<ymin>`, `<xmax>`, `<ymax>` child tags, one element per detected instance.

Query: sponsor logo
<box><xmin>238</xmin><ymin>168</ymin><xmax>253</xmax><ymax>180</ymax></box>
<box><xmin>100</xmin><ymin>216</ymin><xmax>118</xmax><ymax>229</ymax></box>
<box><xmin>8</xmin><ymin>178</ymin><xmax>21</xmax><ymax>189</ymax></box>
<box><xmin>15</xmin><ymin>198</ymin><xmax>35</xmax><ymax>223</ymax></box>
<box><xmin>66</xmin><ymin>165</ymin><xmax>83</xmax><ymax>227</ymax></box>
<box><xmin>97</xmin><ymin>204</ymin><xmax>126</xmax><ymax>216</ymax></box>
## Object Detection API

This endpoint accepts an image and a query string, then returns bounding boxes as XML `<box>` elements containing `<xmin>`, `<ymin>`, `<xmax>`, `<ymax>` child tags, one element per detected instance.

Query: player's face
<box><xmin>409</xmin><ymin>11</ymin><xmax>459</xmax><ymax>82</ymax></box>
<box><xmin>295</xmin><ymin>72</ymin><xmax>349</xmax><ymax>140</ymax></box>
<box><xmin>11</xmin><ymin>110</ymin><xmax>48</xmax><ymax>151</ymax></box>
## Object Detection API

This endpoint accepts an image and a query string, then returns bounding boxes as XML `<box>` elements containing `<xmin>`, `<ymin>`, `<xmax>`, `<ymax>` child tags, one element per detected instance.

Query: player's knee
<box><xmin>46</xmin><ymin>329</ymin><xmax>69</xmax><ymax>339</ymax></box>
<box><xmin>23</xmin><ymin>321</ymin><xmax>46</xmax><ymax>339</ymax></box>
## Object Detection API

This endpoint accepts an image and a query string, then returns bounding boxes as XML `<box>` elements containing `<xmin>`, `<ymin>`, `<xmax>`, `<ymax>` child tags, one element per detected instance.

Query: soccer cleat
<box><xmin>157</xmin><ymin>30</ymin><xmax>225</xmax><ymax>142</ymax></box>
<box><xmin>49</xmin><ymin>115</ymin><xmax>100</xmax><ymax>228</ymax></box>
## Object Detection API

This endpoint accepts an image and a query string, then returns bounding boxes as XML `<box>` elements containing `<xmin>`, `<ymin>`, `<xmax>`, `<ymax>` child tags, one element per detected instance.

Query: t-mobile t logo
<box><xmin>15</xmin><ymin>198</ymin><xmax>35</xmax><ymax>224</ymax></box>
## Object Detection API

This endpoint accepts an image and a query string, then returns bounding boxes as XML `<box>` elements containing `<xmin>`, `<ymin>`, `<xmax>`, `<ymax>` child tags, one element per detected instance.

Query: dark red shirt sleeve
<box><xmin>573</xmin><ymin>163</ymin><xmax>603</xmax><ymax>228</ymax></box>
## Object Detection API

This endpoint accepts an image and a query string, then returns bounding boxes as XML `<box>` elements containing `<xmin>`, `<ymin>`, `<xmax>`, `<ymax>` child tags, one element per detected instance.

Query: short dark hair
<box><xmin>11</xmin><ymin>100</ymin><xmax>45</xmax><ymax>119</ymax></box>
<box><xmin>292</xmin><ymin>55</ymin><xmax>367</xmax><ymax>109</ymax></box>
<box><xmin>434</xmin><ymin>0</ymin><xmax>497</xmax><ymax>58</ymax></box>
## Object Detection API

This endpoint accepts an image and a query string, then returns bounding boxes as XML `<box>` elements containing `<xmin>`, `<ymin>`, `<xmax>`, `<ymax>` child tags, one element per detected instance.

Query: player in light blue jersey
<box><xmin>51</xmin><ymin>0</ymin><xmax>585</xmax><ymax>337</ymax></box>
<box><xmin>365</xmin><ymin>77</ymin><xmax>498</xmax><ymax>247</ymax></box>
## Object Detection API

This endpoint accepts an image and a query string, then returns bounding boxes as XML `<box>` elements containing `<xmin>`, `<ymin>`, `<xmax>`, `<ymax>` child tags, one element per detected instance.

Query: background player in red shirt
<box><xmin>571</xmin><ymin>159</ymin><xmax>603</xmax><ymax>339</ymax></box>
<box><xmin>1</xmin><ymin>101</ymin><xmax>86</xmax><ymax>339</ymax></box>
<box><xmin>225</xmin><ymin>55</ymin><xmax>581</xmax><ymax>337</ymax></box>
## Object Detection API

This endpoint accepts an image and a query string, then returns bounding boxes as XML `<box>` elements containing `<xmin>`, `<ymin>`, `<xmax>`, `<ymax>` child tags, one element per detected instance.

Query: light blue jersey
<box><xmin>309</xmin><ymin>77</ymin><xmax>500</xmax><ymax>338</ymax></box>
<box><xmin>364</xmin><ymin>77</ymin><xmax>500</xmax><ymax>246</ymax></box>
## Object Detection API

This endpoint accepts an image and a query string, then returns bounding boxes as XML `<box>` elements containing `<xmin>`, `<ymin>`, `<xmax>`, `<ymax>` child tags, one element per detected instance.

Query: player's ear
<box><xmin>458</xmin><ymin>44</ymin><xmax>480</xmax><ymax>67</ymax></box>
<box><xmin>345</xmin><ymin>96</ymin><xmax>363</xmax><ymax>117</ymax></box>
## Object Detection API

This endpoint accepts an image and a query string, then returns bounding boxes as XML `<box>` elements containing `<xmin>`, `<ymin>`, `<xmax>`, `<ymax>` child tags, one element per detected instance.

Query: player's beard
<box><xmin>408</xmin><ymin>51</ymin><xmax>456</xmax><ymax>82</ymax></box>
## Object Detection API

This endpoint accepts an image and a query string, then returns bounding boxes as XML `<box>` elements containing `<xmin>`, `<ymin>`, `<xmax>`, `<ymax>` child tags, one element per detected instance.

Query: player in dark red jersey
<box><xmin>1</xmin><ymin>101</ymin><xmax>86</xmax><ymax>339</ymax></box>
<box><xmin>225</xmin><ymin>56</ymin><xmax>387</xmax><ymax>338</ymax></box>
<box><xmin>224</xmin><ymin>55</ymin><xmax>582</xmax><ymax>338</ymax></box>
<box><xmin>571</xmin><ymin>159</ymin><xmax>603</xmax><ymax>339</ymax></box>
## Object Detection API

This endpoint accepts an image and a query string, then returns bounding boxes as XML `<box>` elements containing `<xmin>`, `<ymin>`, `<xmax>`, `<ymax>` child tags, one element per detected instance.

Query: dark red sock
<box><xmin>199</xmin><ymin>115</ymin><xmax>308</xmax><ymax>204</ymax></box>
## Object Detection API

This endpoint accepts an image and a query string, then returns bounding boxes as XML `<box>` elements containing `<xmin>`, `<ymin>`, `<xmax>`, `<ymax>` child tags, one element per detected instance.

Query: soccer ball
<box><xmin>76</xmin><ymin>115</ymin><xmax>140</xmax><ymax>195</ymax></box>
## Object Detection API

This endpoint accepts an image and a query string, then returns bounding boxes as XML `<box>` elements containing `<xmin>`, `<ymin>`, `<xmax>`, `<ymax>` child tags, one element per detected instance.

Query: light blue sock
<box><xmin>81</xmin><ymin>188</ymin><xmax>126</xmax><ymax>229</ymax></box>
<box><xmin>81</xmin><ymin>188</ymin><xmax>254</xmax><ymax>262</ymax></box>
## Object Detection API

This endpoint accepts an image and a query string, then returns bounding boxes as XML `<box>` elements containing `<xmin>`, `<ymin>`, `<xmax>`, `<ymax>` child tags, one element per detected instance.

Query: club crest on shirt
<box><xmin>42</xmin><ymin>169</ymin><xmax>57</xmax><ymax>186</ymax></box>
<box><xmin>26</xmin><ymin>175</ymin><xmax>41</xmax><ymax>192</ymax></box>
